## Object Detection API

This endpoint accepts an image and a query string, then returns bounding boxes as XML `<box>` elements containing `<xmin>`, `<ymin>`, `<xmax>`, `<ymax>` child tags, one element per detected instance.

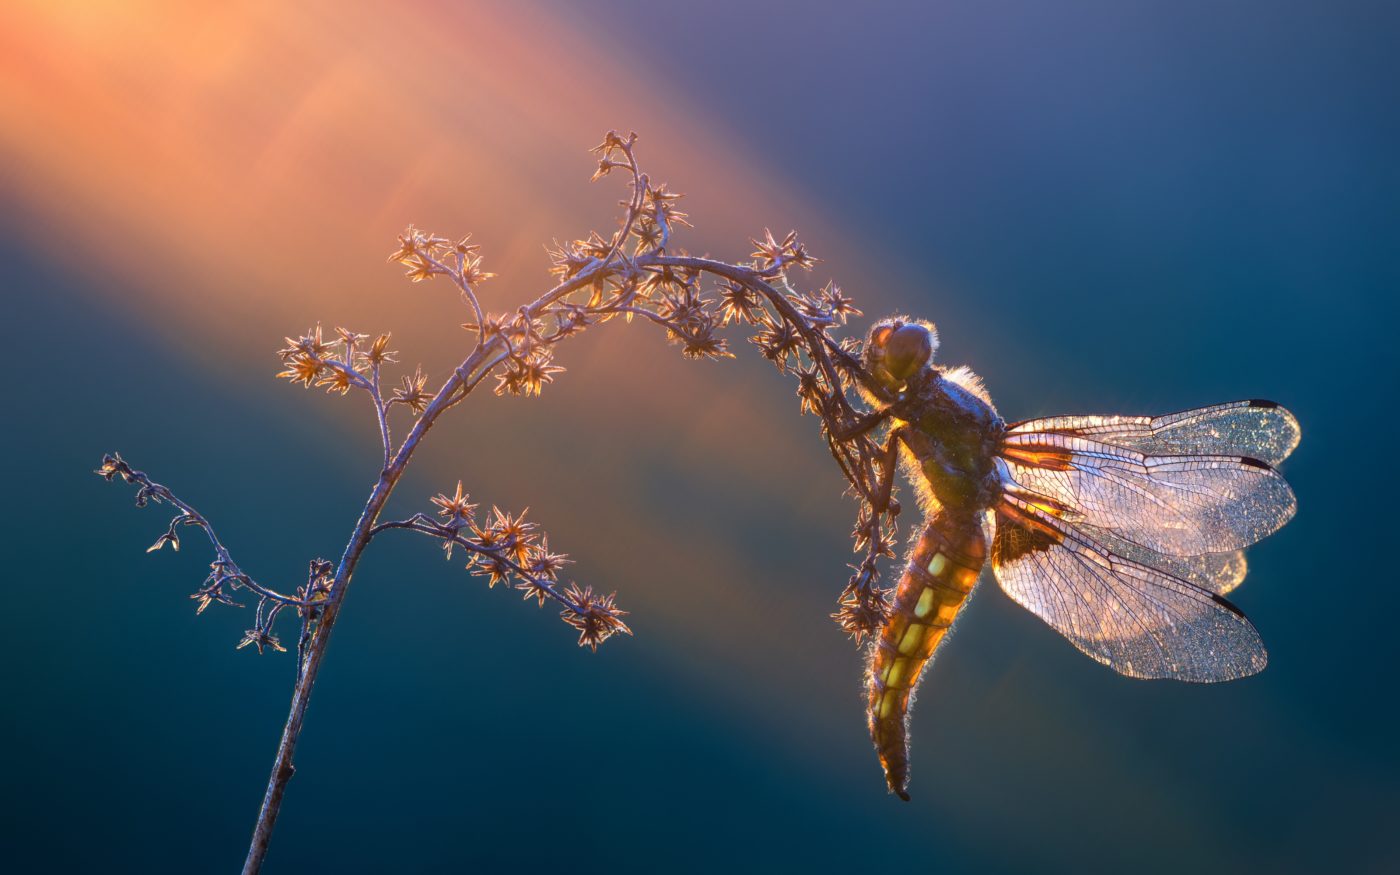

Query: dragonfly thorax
<box><xmin>894</xmin><ymin>369</ymin><xmax>1005</xmax><ymax>517</ymax></box>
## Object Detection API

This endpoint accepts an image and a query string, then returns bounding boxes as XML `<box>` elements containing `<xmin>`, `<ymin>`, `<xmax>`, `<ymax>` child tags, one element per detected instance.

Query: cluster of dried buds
<box><xmin>370</xmin><ymin>483</ymin><xmax>630</xmax><ymax>650</ymax></box>
<box><xmin>276</xmin><ymin>323</ymin><xmax>433</xmax><ymax>427</ymax></box>
<box><xmin>276</xmin><ymin>325</ymin><xmax>395</xmax><ymax>393</ymax></box>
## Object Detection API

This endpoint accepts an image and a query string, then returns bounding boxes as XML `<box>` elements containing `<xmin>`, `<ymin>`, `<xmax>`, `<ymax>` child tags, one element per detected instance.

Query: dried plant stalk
<box><xmin>99</xmin><ymin>133</ymin><xmax>902</xmax><ymax>873</ymax></box>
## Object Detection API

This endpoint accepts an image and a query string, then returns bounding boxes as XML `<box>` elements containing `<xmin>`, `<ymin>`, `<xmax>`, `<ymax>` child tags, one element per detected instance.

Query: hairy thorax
<box><xmin>890</xmin><ymin>367</ymin><xmax>1005</xmax><ymax>518</ymax></box>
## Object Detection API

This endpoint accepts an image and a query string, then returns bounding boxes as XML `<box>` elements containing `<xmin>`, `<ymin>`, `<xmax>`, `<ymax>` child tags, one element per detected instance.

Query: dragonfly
<box><xmin>854</xmin><ymin>317</ymin><xmax>1299</xmax><ymax>800</ymax></box>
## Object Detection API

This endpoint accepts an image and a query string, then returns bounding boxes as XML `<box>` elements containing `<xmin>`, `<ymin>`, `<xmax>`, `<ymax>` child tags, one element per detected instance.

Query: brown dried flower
<box><xmin>431</xmin><ymin>481</ymin><xmax>478</xmax><ymax>525</ymax></box>
<box><xmin>560</xmin><ymin>583</ymin><xmax>631</xmax><ymax>651</ymax></box>
<box><xmin>477</xmin><ymin>506</ymin><xmax>538</xmax><ymax>565</ymax></box>
<box><xmin>317</xmin><ymin>365</ymin><xmax>355</xmax><ymax>395</ymax></box>
<box><xmin>278</xmin><ymin>325</ymin><xmax>334</xmax><ymax>362</ymax></box>
<box><xmin>495</xmin><ymin>349</ymin><xmax>565</xmax><ymax>397</ymax></box>
<box><xmin>752</xmin><ymin>321</ymin><xmax>804</xmax><ymax>371</ymax></box>
<box><xmin>404</xmin><ymin>254</ymin><xmax>438</xmax><ymax>283</ymax></box>
<box><xmin>525</xmin><ymin>537</ymin><xmax>570</xmax><ymax>582</ymax></box>
<box><xmin>237</xmin><ymin>628</ymin><xmax>287</xmax><ymax>655</ymax></box>
<box><xmin>277</xmin><ymin>355</ymin><xmax>323</xmax><ymax>387</ymax></box>
<box><xmin>392</xmin><ymin>366</ymin><xmax>430</xmax><ymax>414</ymax></box>
<box><xmin>366</xmin><ymin>333</ymin><xmax>397</xmax><ymax>366</ymax></box>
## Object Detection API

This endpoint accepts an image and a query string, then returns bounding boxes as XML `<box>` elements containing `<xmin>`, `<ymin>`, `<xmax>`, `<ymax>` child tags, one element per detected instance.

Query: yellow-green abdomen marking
<box><xmin>866</xmin><ymin>513</ymin><xmax>985</xmax><ymax>800</ymax></box>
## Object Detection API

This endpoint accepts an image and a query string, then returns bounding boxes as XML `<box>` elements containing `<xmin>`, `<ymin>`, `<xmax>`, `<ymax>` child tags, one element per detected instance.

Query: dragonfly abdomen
<box><xmin>866</xmin><ymin>512</ymin><xmax>985</xmax><ymax>800</ymax></box>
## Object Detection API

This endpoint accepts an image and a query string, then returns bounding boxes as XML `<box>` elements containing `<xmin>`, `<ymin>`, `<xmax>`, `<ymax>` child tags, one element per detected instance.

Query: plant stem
<box><xmin>240</xmin><ymin>259</ymin><xmax>596</xmax><ymax>869</ymax></box>
<box><xmin>239</xmin><ymin>479</ymin><xmax>388</xmax><ymax>873</ymax></box>
<box><xmin>240</xmin><ymin>343</ymin><xmax>488</xmax><ymax>873</ymax></box>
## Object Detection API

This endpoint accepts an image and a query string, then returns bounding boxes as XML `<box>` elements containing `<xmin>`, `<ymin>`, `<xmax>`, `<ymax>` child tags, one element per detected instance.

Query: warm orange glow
<box><xmin>0</xmin><ymin>0</ymin><xmax>890</xmax><ymax>729</ymax></box>
<box><xmin>0</xmin><ymin>1</ymin><xmax>867</xmax><ymax>466</ymax></box>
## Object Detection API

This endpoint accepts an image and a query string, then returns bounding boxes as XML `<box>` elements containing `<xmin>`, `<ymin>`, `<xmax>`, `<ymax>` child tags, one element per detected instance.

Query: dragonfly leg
<box><xmin>831</xmin><ymin>408</ymin><xmax>891</xmax><ymax>442</ymax></box>
<box><xmin>873</xmin><ymin>426</ymin><xmax>907</xmax><ymax>517</ymax></box>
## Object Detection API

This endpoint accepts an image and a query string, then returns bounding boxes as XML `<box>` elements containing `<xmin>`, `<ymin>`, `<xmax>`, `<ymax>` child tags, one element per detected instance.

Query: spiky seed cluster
<box><xmin>431</xmin><ymin>481</ymin><xmax>477</xmax><ymax>526</ymax></box>
<box><xmin>831</xmin><ymin>507</ymin><xmax>903</xmax><ymax>641</ymax></box>
<box><xmin>393</xmin><ymin>366</ymin><xmax>431</xmax><ymax>414</ymax></box>
<box><xmin>238</xmin><ymin>627</ymin><xmax>287</xmax><ymax>655</ymax></box>
<box><xmin>388</xmin><ymin>227</ymin><xmax>495</xmax><ymax>287</ymax></box>
<box><xmin>277</xmin><ymin>325</ymin><xmax>398</xmax><ymax>394</ymax></box>
<box><xmin>655</xmin><ymin>282</ymin><xmax>732</xmax><ymax>360</ymax></box>
<box><xmin>411</xmin><ymin>486</ymin><xmax>628</xmax><ymax>649</ymax></box>
<box><xmin>750</xmin><ymin>227</ymin><xmax>817</xmax><ymax>273</ymax></box>
<box><xmin>833</xmin><ymin>556</ymin><xmax>892</xmax><ymax>645</ymax></box>
<box><xmin>462</xmin><ymin>307</ymin><xmax>572</xmax><ymax>398</ymax></box>
<box><xmin>559</xmin><ymin>583</ymin><xmax>632</xmax><ymax>652</ymax></box>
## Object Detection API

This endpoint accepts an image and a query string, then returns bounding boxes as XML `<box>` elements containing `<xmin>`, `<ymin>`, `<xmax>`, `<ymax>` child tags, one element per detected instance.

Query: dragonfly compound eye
<box><xmin>882</xmin><ymin>322</ymin><xmax>937</xmax><ymax>383</ymax></box>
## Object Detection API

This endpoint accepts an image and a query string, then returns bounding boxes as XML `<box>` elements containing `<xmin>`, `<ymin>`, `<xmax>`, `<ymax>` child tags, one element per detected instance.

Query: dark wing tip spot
<box><xmin>1211</xmin><ymin>593</ymin><xmax>1248</xmax><ymax>619</ymax></box>
<box><xmin>1239</xmin><ymin>456</ymin><xmax>1272</xmax><ymax>470</ymax></box>
<box><xmin>1248</xmin><ymin>399</ymin><xmax>1281</xmax><ymax>409</ymax></box>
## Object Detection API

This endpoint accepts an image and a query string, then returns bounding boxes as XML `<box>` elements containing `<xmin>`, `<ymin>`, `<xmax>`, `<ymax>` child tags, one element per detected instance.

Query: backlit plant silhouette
<box><xmin>98</xmin><ymin>133</ymin><xmax>905</xmax><ymax>873</ymax></box>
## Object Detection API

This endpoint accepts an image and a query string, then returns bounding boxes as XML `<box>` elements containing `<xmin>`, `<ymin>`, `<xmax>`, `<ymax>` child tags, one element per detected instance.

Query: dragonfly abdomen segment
<box><xmin>866</xmin><ymin>514</ymin><xmax>985</xmax><ymax>800</ymax></box>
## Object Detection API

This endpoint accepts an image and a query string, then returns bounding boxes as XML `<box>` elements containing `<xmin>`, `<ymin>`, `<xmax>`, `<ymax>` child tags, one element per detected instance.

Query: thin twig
<box><xmin>96</xmin><ymin>455</ymin><xmax>307</xmax><ymax>608</ymax></box>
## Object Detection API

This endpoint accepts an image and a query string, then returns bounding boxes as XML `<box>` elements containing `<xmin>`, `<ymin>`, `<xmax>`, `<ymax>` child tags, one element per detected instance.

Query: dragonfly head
<box><xmin>864</xmin><ymin>317</ymin><xmax>938</xmax><ymax>394</ymax></box>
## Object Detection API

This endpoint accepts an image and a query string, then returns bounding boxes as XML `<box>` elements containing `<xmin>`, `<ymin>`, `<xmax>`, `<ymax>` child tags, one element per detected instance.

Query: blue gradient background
<box><xmin>3</xmin><ymin>2</ymin><xmax>1397</xmax><ymax>872</ymax></box>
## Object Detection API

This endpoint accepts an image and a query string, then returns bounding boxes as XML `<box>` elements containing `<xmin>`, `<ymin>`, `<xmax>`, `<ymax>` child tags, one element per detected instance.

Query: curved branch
<box><xmin>96</xmin><ymin>454</ymin><xmax>306</xmax><ymax>607</ymax></box>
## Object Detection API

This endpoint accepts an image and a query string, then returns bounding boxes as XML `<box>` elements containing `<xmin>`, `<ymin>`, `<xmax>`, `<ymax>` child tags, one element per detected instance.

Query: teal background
<box><xmin>4</xmin><ymin>2</ymin><xmax>1398</xmax><ymax>872</ymax></box>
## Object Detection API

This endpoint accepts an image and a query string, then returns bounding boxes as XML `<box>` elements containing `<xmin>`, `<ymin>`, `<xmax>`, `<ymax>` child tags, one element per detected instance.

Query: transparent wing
<box><xmin>1074</xmin><ymin>524</ymin><xmax>1247</xmax><ymax>595</ymax></box>
<box><xmin>990</xmin><ymin>497</ymin><xmax>1266</xmax><ymax>682</ymax></box>
<box><xmin>999</xmin><ymin>433</ymin><xmax>1296</xmax><ymax>556</ymax></box>
<box><xmin>1007</xmin><ymin>400</ymin><xmax>1300</xmax><ymax>467</ymax></box>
